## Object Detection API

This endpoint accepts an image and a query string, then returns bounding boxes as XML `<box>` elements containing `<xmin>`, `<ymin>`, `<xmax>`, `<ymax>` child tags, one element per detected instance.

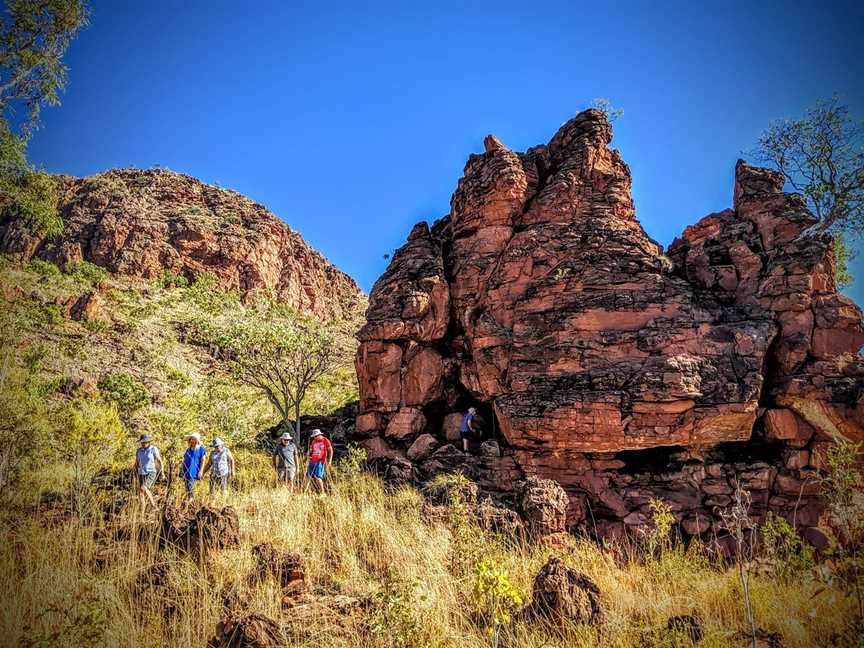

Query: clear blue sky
<box><xmin>28</xmin><ymin>0</ymin><xmax>864</xmax><ymax>304</ymax></box>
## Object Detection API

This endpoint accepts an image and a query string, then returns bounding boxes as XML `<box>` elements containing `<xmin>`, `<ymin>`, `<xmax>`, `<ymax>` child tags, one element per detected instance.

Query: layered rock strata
<box><xmin>0</xmin><ymin>169</ymin><xmax>363</xmax><ymax>320</ymax></box>
<box><xmin>354</xmin><ymin>109</ymin><xmax>864</xmax><ymax>541</ymax></box>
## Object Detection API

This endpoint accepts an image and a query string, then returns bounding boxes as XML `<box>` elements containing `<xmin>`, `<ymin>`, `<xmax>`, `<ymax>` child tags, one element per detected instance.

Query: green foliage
<box><xmin>38</xmin><ymin>302</ymin><xmax>63</xmax><ymax>325</ymax></box>
<box><xmin>552</xmin><ymin>266</ymin><xmax>571</xmax><ymax>281</ymax></box>
<box><xmin>0</xmin><ymin>0</ymin><xmax>90</xmax><ymax>139</ymax></box>
<box><xmin>592</xmin><ymin>97</ymin><xmax>624</xmax><ymax>121</ymax></box>
<box><xmin>0</xmin><ymin>153</ymin><xmax>62</xmax><ymax>237</ymax></box>
<box><xmin>54</xmin><ymin>396</ymin><xmax>125</xmax><ymax>517</ymax></box>
<box><xmin>27</xmin><ymin>257</ymin><xmax>60</xmax><ymax>277</ymax></box>
<box><xmin>834</xmin><ymin>233</ymin><xmax>854</xmax><ymax>289</ymax></box>
<box><xmin>645</xmin><ymin>498</ymin><xmax>676</xmax><ymax>556</ymax></box>
<box><xmin>97</xmin><ymin>372</ymin><xmax>149</xmax><ymax>413</ymax></box>
<box><xmin>192</xmin><ymin>302</ymin><xmax>339</xmax><ymax>430</ymax></box>
<box><xmin>63</xmin><ymin>260</ymin><xmax>107</xmax><ymax>287</ymax></box>
<box><xmin>369</xmin><ymin>572</ymin><xmax>428</xmax><ymax>648</ymax></box>
<box><xmin>158</xmin><ymin>269</ymin><xmax>189</xmax><ymax>289</ymax></box>
<box><xmin>336</xmin><ymin>444</ymin><xmax>368</xmax><ymax>477</ymax></box>
<box><xmin>755</xmin><ymin>97</ymin><xmax>864</xmax><ymax>237</ymax></box>
<box><xmin>818</xmin><ymin>441</ymin><xmax>864</xmax><ymax>618</ymax></box>
<box><xmin>471</xmin><ymin>559</ymin><xmax>523</xmax><ymax>646</ymax></box>
<box><xmin>762</xmin><ymin>512</ymin><xmax>815</xmax><ymax>580</ymax></box>
<box><xmin>185</xmin><ymin>272</ymin><xmax>239</xmax><ymax>313</ymax></box>
<box><xmin>0</xmin><ymin>346</ymin><xmax>53</xmax><ymax>490</ymax></box>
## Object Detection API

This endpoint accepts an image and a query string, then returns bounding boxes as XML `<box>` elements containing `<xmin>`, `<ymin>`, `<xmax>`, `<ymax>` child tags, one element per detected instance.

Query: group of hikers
<box><xmin>133</xmin><ymin>427</ymin><xmax>334</xmax><ymax>509</ymax></box>
<box><xmin>134</xmin><ymin>407</ymin><xmax>479</xmax><ymax>509</ymax></box>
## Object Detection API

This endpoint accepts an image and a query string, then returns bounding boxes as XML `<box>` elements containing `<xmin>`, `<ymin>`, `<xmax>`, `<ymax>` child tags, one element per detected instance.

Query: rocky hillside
<box><xmin>0</xmin><ymin>168</ymin><xmax>363</xmax><ymax>320</ymax></box>
<box><xmin>353</xmin><ymin>109</ymin><xmax>864</xmax><ymax>542</ymax></box>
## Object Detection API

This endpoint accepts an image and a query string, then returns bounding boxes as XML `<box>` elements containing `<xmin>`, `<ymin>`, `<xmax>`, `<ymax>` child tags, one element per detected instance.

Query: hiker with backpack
<box><xmin>306</xmin><ymin>429</ymin><xmax>333</xmax><ymax>493</ymax></box>
<box><xmin>181</xmin><ymin>432</ymin><xmax>206</xmax><ymax>499</ymax></box>
<box><xmin>134</xmin><ymin>434</ymin><xmax>163</xmax><ymax>510</ymax></box>
<box><xmin>203</xmin><ymin>437</ymin><xmax>236</xmax><ymax>496</ymax></box>
<box><xmin>273</xmin><ymin>431</ymin><xmax>299</xmax><ymax>487</ymax></box>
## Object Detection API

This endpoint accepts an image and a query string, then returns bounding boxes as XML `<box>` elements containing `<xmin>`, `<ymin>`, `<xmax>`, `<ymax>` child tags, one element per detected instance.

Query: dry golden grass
<box><xmin>0</xmin><ymin>451</ymin><xmax>858</xmax><ymax>647</ymax></box>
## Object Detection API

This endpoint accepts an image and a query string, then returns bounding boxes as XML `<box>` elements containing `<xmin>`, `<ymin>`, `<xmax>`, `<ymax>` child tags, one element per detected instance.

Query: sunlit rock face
<box><xmin>0</xmin><ymin>168</ymin><xmax>364</xmax><ymax>320</ymax></box>
<box><xmin>354</xmin><ymin>108</ymin><xmax>864</xmax><ymax>540</ymax></box>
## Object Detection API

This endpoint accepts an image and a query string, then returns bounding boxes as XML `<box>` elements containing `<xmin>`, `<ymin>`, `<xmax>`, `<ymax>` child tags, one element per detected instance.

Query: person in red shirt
<box><xmin>305</xmin><ymin>429</ymin><xmax>333</xmax><ymax>492</ymax></box>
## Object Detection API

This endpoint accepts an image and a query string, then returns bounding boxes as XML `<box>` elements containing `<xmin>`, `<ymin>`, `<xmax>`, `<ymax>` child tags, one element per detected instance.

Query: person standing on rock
<box><xmin>273</xmin><ymin>431</ymin><xmax>299</xmax><ymax>488</ymax></box>
<box><xmin>134</xmin><ymin>434</ymin><xmax>163</xmax><ymax>510</ymax></box>
<box><xmin>305</xmin><ymin>429</ymin><xmax>332</xmax><ymax>493</ymax></box>
<box><xmin>460</xmin><ymin>407</ymin><xmax>477</xmax><ymax>452</ymax></box>
<box><xmin>181</xmin><ymin>432</ymin><xmax>206</xmax><ymax>499</ymax></box>
<box><xmin>203</xmin><ymin>437</ymin><xmax>235</xmax><ymax>497</ymax></box>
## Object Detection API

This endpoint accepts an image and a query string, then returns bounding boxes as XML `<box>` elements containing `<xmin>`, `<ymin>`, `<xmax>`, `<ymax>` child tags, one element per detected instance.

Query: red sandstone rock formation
<box><xmin>354</xmin><ymin>108</ymin><xmax>864</xmax><ymax>540</ymax></box>
<box><xmin>0</xmin><ymin>169</ymin><xmax>363</xmax><ymax>320</ymax></box>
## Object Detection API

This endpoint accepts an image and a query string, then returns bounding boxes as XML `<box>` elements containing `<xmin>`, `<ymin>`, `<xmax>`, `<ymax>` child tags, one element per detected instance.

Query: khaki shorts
<box><xmin>277</xmin><ymin>467</ymin><xmax>296</xmax><ymax>482</ymax></box>
<box><xmin>138</xmin><ymin>472</ymin><xmax>158</xmax><ymax>490</ymax></box>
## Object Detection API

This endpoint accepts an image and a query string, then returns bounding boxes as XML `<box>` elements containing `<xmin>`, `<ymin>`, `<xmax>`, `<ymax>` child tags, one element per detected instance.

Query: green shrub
<box><xmin>27</xmin><ymin>258</ymin><xmax>61</xmax><ymax>278</ymax></box>
<box><xmin>158</xmin><ymin>269</ymin><xmax>189</xmax><ymax>289</ymax></box>
<box><xmin>471</xmin><ymin>559</ymin><xmax>523</xmax><ymax>646</ymax></box>
<box><xmin>97</xmin><ymin>372</ymin><xmax>149</xmax><ymax>412</ymax></box>
<box><xmin>39</xmin><ymin>303</ymin><xmax>64</xmax><ymax>325</ymax></box>
<box><xmin>762</xmin><ymin>512</ymin><xmax>815</xmax><ymax>580</ymax></box>
<box><xmin>64</xmin><ymin>260</ymin><xmax>108</xmax><ymax>287</ymax></box>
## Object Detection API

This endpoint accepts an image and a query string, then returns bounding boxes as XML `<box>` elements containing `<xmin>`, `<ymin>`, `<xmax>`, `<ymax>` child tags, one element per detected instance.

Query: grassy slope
<box><xmin>0</xmin><ymin>258</ymin><xmax>859</xmax><ymax>647</ymax></box>
<box><xmin>0</xmin><ymin>461</ymin><xmax>856</xmax><ymax>647</ymax></box>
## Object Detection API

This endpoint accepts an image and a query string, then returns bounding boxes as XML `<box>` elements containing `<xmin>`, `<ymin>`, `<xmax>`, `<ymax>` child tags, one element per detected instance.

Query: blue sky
<box><xmin>28</xmin><ymin>0</ymin><xmax>864</xmax><ymax>303</ymax></box>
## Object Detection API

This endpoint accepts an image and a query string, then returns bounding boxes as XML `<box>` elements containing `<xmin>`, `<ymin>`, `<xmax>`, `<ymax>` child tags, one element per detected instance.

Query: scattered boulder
<box><xmin>518</xmin><ymin>477</ymin><xmax>569</xmax><ymax>537</ymax></box>
<box><xmin>70</xmin><ymin>291</ymin><xmax>110</xmax><ymax>324</ymax></box>
<box><xmin>666</xmin><ymin>615</ymin><xmax>704</xmax><ymax>644</ymax></box>
<box><xmin>476</xmin><ymin>499</ymin><xmax>523</xmax><ymax>536</ymax></box>
<box><xmin>529</xmin><ymin>556</ymin><xmax>603</xmax><ymax>626</ymax></box>
<box><xmin>407</xmin><ymin>433</ymin><xmax>439</xmax><ymax>462</ymax></box>
<box><xmin>251</xmin><ymin>543</ymin><xmax>304</xmax><ymax>589</ymax></box>
<box><xmin>208</xmin><ymin>614</ymin><xmax>286</xmax><ymax>648</ymax></box>
<box><xmin>160</xmin><ymin>504</ymin><xmax>240</xmax><ymax>551</ymax></box>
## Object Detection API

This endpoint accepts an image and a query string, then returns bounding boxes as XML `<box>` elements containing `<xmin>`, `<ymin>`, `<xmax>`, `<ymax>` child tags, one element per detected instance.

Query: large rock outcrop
<box><xmin>0</xmin><ymin>169</ymin><xmax>363</xmax><ymax>320</ymax></box>
<box><xmin>354</xmin><ymin>108</ymin><xmax>864</xmax><ymax>540</ymax></box>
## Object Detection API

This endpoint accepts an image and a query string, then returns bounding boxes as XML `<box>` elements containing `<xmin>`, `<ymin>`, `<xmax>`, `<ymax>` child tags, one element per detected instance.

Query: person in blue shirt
<box><xmin>134</xmin><ymin>434</ymin><xmax>163</xmax><ymax>510</ymax></box>
<box><xmin>460</xmin><ymin>407</ymin><xmax>477</xmax><ymax>452</ymax></box>
<box><xmin>182</xmin><ymin>432</ymin><xmax>206</xmax><ymax>499</ymax></box>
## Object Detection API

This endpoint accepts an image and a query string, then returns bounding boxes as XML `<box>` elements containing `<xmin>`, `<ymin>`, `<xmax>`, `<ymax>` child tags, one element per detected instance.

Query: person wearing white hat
<box><xmin>305</xmin><ymin>429</ymin><xmax>332</xmax><ymax>493</ymax></box>
<box><xmin>202</xmin><ymin>437</ymin><xmax>235</xmax><ymax>496</ymax></box>
<box><xmin>181</xmin><ymin>432</ymin><xmax>206</xmax><ymax>499</ymax></box>
<box><xmin>134</xmin><ymin>434</ymin><xmax>162</xmax><ymax>510</ymax></box>
<box><xmin>273</xmin><ymin>430</ymin><xmax>299</xmax><ymax>488</ymax></box>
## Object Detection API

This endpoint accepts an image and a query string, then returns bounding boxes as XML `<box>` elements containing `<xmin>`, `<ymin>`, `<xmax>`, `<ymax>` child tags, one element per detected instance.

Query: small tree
<box><xmin>755</xmin><ymin>97</ymin><xmax>864</xmax><ymax>239</ymax></box>
<box><xmin>0</xmin><ymin>0</ymin><xmax>90</xmax><ymax>139</ymax></box>
<box><xmin>818</xmin><ymin>441</ymin><xmax>864</xmax><ymax>618</ymax></box>
<box><xmin>718</xmin><ymin>481</ymin><xmax>758</xmax><ymax>648</ymax></box>
<box><xmin>1</xmin><ymin>1</ymin><xmax>89</xmax><ymax>237</ymax></box>
<box><xmin>202</xmin><ymin>307</ymin><xmax>338</xmax><ymax>443</ymax></box>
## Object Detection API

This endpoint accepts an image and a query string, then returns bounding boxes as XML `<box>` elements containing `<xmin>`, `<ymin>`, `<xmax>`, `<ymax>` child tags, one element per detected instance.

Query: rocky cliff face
<box><xmin>354</xmin><ymin>109</ymin><xmax>864</xmax><ymax>542</ymax></box>
<box><xmin>0</xmin><ymin>169</ymin><xmax>363</xmax><ymax>320</ymax></box>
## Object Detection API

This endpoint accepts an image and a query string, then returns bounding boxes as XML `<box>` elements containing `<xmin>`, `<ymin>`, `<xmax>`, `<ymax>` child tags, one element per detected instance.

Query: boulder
<box><xmin>384</xmin><ymin>407</ymin><xmax>426</xmax><ymax>441</ymax></box>
<box><xmin>529</xmin><ymin>556</ymin><xmax>603</xmax><ymax>626</ymax></box>
<box><xmin>251</xmin><ymin>543</ymin><xmax>303</xmax><ymax>589</ymax></box>
<box><xmin>407</xmin><ymin>433</ymin><xmax>439</xmax><ymax>462</ymax></box>
<box><xmin>518</xmin><ymin>477</ymin><xmax>569</xmax><ymax>537</ymax></box>
<box><xmin>207</xmin><ymin>614</ymin><xmax>286</xmax><ymax>648</ymax></box>
<box><xmin>160</xmin><ymin>504</ymin><xmax>240</xmax><ymax>552</ymax></box>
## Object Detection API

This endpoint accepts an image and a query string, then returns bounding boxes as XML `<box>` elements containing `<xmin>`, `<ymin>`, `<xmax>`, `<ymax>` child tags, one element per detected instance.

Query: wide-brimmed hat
<box><xmin>280</xmin><ymin>432</ymin><xmax>293</xmax><ymax>441</ymax></box>
<box><xmin>309</xmin><ymin>429</ymin><xmax>323</xmax><ymax>438</ymax></box>
<box><xmin>211</xmin><ymin>437</ymin><xmax>225</xmax><ymax>447</ymax></box>
<box><xmin>138</xmin><ymin>434</ymin><xmax>152</xmax><ymax>444</ymax></box>
<box><xmin>468</xmin><ymin>407</ymin><xmax>477</xmax><ymax>414</ymax></box>
<box><xmin>187</xmin><ymin>432</ymin><xmax>201</xmax><ymax>442</ymax></box>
